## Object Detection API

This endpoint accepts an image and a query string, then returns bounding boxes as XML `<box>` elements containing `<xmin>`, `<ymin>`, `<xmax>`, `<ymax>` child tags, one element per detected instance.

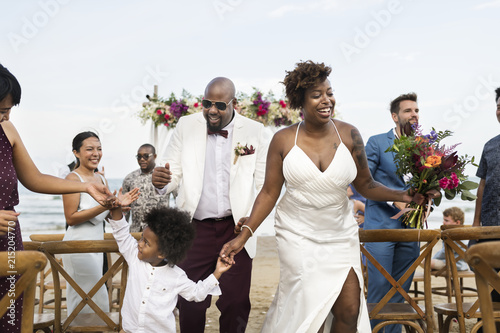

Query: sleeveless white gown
<box><xmin>62</xmin><ymin>172</ymin><xmax>110</xmax><ymax>315</ymax></box>
<box><xmin>261</xmin><ymin>122</ymin><xmax>371</xmax><ymax>333</ymax></box>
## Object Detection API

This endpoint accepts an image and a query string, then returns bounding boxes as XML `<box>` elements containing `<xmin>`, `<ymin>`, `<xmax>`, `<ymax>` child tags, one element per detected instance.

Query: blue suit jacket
<box><xmin>364</xmin><ymin>129</ymin><xmax>407</xmax><ymax>230</ymax></box>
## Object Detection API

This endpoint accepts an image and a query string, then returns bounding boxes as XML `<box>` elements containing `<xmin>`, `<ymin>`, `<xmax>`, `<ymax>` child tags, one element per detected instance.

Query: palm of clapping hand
<box><xmin>116</xmin><ymin>187</ymin><xmax>140</xmax><ymax>206</ymax></box>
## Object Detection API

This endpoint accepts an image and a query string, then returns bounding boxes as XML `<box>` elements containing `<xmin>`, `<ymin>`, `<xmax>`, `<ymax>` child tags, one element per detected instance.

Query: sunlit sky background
<box><xmin>2</xmin><ymin>0</ymin><xmax>499</xmax><ymax>180</ymax></box>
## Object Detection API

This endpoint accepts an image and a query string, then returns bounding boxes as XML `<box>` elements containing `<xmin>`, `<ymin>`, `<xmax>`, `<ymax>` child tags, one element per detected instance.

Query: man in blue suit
<box><xmin>364</xmin><ymin>92</ymin><xmax>420</xmax><ymax>333</ymax></box>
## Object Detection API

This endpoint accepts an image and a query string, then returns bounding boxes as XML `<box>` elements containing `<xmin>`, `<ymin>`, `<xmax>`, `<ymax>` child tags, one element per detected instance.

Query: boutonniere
<box><xmin>234</xmin><ymin>142</ymin><xmax>255</xmax><ymax>164</ymax></box>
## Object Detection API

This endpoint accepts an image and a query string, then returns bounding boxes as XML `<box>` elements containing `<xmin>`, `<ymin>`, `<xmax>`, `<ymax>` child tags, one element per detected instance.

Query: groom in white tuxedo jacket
<box><xmin>152</xmin><ymin>77</ymin><xmax>270</xmax><ymax>333</ymax></box>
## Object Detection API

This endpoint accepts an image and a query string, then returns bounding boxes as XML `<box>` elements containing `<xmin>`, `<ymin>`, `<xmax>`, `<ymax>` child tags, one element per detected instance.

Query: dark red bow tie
<box><xmin>207</xmin><ymin>129</ymin><xmax>228</xmax><ymax>138</ymax></box>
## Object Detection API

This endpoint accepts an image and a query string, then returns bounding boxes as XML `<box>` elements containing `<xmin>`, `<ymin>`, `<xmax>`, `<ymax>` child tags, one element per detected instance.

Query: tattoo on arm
<box><xmin>351</xmin><ymin>129</ymin><xmax>368</xmax><ymax>170</ymax></box>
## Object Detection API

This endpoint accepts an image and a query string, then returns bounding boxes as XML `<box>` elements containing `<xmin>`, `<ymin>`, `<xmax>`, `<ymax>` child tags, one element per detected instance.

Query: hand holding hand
<box><xmin>86</xmin><ymin>183</ymin><xmax>115</xmax><ymax>207</ymax></box>
<box><xmin>152</xmin><ymin>163</ymin><xmax>172</xmax><ymax>189</ymax></box>
<box><xmin>219</xmin><ymin>235</ymin><xmax>247</xmax><ymax>265</ymax></box>
<box><xmin>0</xmin><ymin>210</ymin><xmax>20</xmax><ymax>236</ymax></box>
<box><xmin>215</xmin><ymin>256</ymin><xmax>233</xmax><ymax>276</ymax></box>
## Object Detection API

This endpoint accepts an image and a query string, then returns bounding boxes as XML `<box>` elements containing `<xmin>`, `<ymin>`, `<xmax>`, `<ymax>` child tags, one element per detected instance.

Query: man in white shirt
<box><xmin>152</xmin><ymin>77</ymin><xmax>270</xmax><ymax>332</ymax></box>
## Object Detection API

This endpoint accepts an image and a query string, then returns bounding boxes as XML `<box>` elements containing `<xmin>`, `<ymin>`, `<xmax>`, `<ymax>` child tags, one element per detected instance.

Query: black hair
<box><xmin>283</xmin><ymin>60</ymin><xmax>332</xmax><ymax>110</ymax></box>
<box><xmin>72</xmin><ymin>131</ymin><xmax>100</xmax><ymax>168</ymax></box>
<box><xmin>0</xmin><ymin>64</ymin><xmax>21</xmax><ymax>105</ymax></box>
<box><xmin>389</xmin><ymin>92</ymin><xmax>417</xmax><ymax>115</ymax></box>
<box><xmin>139</xmin><ymin>143</ymin><xmax>156</xmax><ymax>154</ymax></box>
<box><xmin>495</xmin><ymin>87</ymin><xmax>500</xmax><ymax>102</ymax></box>
<box><xmin>144</xmin><ymin>207</ymin><xmax>195</xmax><ymax>267</ymax></box>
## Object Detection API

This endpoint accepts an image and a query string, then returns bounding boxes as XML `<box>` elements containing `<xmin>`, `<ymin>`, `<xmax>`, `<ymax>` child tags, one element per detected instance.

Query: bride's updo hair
<box><xmin>282</xmin><ymin>60</ymin><xmax>332</xmax><ymax>110</ymax></box>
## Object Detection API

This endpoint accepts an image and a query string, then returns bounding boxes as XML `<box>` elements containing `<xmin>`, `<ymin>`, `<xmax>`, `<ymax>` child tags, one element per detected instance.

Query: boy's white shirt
<box><xmin>108</xmin><ymin>216</ymin><xmax>221</xmax><ymax>333</ymax></box>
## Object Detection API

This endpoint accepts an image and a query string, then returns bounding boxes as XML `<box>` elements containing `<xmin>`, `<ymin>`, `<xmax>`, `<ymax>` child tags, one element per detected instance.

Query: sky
<box><xmin>1</xmin><ymin>0</ymin><xmax>499</xmax><ymax>181</ymax></box>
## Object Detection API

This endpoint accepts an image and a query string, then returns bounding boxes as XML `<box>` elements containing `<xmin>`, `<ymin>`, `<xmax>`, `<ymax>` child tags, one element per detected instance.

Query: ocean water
<box><xmin>16</xmin><ymin>178</ymin><xmax>478</xmax><ymax>241</ymax></box>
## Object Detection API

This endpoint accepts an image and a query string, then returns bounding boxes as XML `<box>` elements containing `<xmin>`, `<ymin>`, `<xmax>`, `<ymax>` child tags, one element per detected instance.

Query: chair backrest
<box><xmin>440</xmin><ymin>226</ymin><xmax>500</xmax><ymax>332</ymax></box>
<box><xmin>30</xmin><ymin>232</ymin><xmax>142</xmax><ymax>242</ymax></box>
<box><xmin>39</xmin><ymin>239</ymin><xmax>128</xmax><ymax>332</ymax></box>
<box><xmin>466</xmin><ymin>241</ymin><xmax>500</xmax><ymax>333</ymax></box>
<box><xmin>0</xmin><ymin>251</ymin><xmax>47</xmax><ymax>333</ymax></box>
<box><xmin>359</xmin><ymin>228</ymin><xmax>440</xmax><ymax>332</ymax></box>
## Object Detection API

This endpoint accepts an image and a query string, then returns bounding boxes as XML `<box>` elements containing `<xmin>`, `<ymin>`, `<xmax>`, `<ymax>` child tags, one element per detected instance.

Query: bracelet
<box><xmin>241</xmin><ymin>224</ymin><xmax>254</xmax><ymax>237</ymax></box>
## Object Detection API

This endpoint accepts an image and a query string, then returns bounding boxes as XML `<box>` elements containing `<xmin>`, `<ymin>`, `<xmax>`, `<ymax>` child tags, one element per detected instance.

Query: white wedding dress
<box><xmin>261</xmin><ymin>122</ymin><xmax>371</xmax><ymax>333</ymax></box>
<box><xmin>62</xmin><ymin>172</ymin><xmax>110</xmax><ymax>315</ymax></box>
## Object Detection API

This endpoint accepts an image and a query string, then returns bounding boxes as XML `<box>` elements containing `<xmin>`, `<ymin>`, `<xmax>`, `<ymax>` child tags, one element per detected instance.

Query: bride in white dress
<box><xmin>220</xmin><ymin>61</ymin><xmax>426</xmax><ymax>333</ymax></box>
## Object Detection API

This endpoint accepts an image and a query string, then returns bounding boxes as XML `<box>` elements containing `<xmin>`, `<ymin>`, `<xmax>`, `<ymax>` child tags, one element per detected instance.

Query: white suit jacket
<box><xmin>163</xmin><ymin>112</ymin><xmax>270</xmax><ymax>258</ymax></box>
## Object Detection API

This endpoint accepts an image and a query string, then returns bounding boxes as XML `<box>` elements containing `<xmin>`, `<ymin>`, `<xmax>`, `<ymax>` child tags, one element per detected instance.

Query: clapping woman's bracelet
<box><xmin>241</xmin><ymin>225</ymin><xmax>254</xmax><ymax>237</ymax></box>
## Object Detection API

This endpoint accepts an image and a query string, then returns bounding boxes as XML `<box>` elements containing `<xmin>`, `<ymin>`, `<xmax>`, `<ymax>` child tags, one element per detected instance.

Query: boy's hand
<box><xmin>213</xmin><ymin>256</ymin><xmax>232</xmax><ymax>279</ymax></box>
<box><xmin>117</xmin><ymin>187</ymin><xmax>140</xmax><ymax>207</ymax></box>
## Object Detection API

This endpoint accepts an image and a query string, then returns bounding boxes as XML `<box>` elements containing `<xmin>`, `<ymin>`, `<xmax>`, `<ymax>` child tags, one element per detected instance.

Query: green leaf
<box><xmin>460</xmin><ymin>180</ymin><xmax>479</xmax><ymax>190</ymax></box>
<box><xmin>444</xmin><ymin>190</ymin><xmax>455</xmax><ymax>200</ymax></box>
<box><xmin>433</xmin><ymin>195</ymin><xmax>442</xmax><ymax>207</ymax></box>
<box><xmin>461</xmin><ymin>190</ymin><xmax>477</xmax><ymax>201</ymax></box>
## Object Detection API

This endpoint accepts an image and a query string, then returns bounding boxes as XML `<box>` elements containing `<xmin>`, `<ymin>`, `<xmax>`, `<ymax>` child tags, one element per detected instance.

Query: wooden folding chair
<box><xmin>23</xmin><ymin>241</ymin><xmax>55</xmax><ymax>333</ymax></box>
<box><xmin>0</xmin><ymin>250</ymin><xmax>47</xmax><ymax>333</ymax></box>
<box><xmin>30</xmin><ymin>232</ymin><xmax>141</xmax><ymax>314</ymax></box>
<box><xmin>434</xmin><ymin>226</ymin><xmax>500</xmax><ymax>333</ymax></box>
<box><xmin>39</xmin><ymin>239</ymin><xmax>128</xmax><ymax>332</ymax></box>
<box><xmin>465</xmin><ymin>241</ymin><xmax>500</xmax><ymax>333</ymax></box>
<box><xmin>30</xmin><ymin>234</ymin><xmax>67</xmax><ymax>315</ymax></box>
<box><xmin>359</xmin><ymin>229</ymin><xmax>440</xmax><ymax>333</ymax></box>
<box><xmin>429</xmin><ymin>225</ymin><xmax>477</xmax><ymax>304</ymax></box>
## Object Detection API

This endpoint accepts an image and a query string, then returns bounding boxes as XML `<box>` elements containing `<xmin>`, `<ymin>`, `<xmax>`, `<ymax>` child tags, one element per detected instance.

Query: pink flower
<box><xmin>194</xmin><ymin>102</ymin><xmax>199</xmax><ymax>108</ymax></box>
<box><xmin>279</xmin><ymin>100</ymin><xmax>287</xmax><ymax>108</ymax></box>
<box><xmin>439</xmin><ymin>177</ymin><xmax>449</xmax><ymax>189</ymax></box>
<box><xmin>448</xmin><ymin>173</ymin><xmax>459</xmax><ymax>189</ymax></box>
<box><xmin>164</xmin><ymin>123</ymin><xmax>169</xmax><ymax>127</ymax></box>
<box><xmin>164</xmin><ymin>114</ymin><xmax>170</xmax><ymax>120</ymax></box>
<box><xmin>439</xmin><ymin>173</ymin><xmax>460</xmax><ymax>190</ymax></box>
<box><xmin>156</xmin><ymin>109</ymin><xmax>162</xmax><ymax>115</ymax></box>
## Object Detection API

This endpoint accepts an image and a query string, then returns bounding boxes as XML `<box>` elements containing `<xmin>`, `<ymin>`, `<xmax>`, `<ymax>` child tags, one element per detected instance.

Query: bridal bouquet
<box><xmin>386</xmin><ymin>123</ymin><xmax>478</xmax><ymax>229</ymax></box>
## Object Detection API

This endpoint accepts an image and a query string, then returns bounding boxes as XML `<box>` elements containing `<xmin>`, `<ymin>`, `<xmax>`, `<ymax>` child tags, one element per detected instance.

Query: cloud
<box><xmin>268</xmin><ymin>4</ymin><xmax>304</xmax><ymax>18</ymax></box>
<box><xmin>378</xmin><ymin>52</ymin><xmax>420</xmax><ymax>62</ymax></box>
<box><xmin>268</xmin><ymin>0</ymin><xmax>374</xmax><ymax>18</ymax></box>
<box><xmin>474</xmin><ymin>0</ymin><xmax>500</xmax><ymax>9</ymax></box>
<box><xmin>268</xmin><ymin>1</ymin><xmax>342</xmax><ymax>18</ymax></box>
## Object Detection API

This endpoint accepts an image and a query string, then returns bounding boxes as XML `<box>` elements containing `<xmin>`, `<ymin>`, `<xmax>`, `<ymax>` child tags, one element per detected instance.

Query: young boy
<box><xmin>431</xmin><ymin>207</ymin><xmax>468</xmax><ymax>271</ymax></box>
<box><xmin>107</xmin><ymin>206</ymin><xmax>231</xmax><ymax>333</ymax></box>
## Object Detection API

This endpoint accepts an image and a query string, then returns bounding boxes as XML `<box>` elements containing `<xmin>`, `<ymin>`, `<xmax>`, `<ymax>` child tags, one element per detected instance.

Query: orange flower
<box><xmin>424</xmin><ymin>155</ymin><xmax>441</xmax><ymax>168</ymax></box>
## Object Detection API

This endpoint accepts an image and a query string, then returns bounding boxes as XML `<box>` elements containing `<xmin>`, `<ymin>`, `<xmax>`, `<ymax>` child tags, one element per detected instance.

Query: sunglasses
<box><xmin>201</xmin><ymin>98</ymin><xmax>233</xmax><ymax>111</ymax></box>
<box><xmin>136</xmin><ymin>153</ymin><xmax>153</xmax><ymax>160</ymax></box>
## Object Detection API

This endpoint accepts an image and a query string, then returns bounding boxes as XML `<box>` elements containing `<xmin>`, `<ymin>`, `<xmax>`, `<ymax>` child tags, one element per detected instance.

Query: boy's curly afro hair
<box><xmin>282</xmin><ymin>60</ymin><xmax>332</xmax><ymax>110</ymax></box>
<box><xmin>144</xmin><ymin>207</ymin><xmax>195</xmax><ymax>267</ymax></box>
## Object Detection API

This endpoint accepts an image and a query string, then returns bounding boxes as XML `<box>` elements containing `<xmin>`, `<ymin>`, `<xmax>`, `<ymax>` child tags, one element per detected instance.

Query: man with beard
<box><xmin>122</xmin><ymin>144</ymin><xmax>170</xmax><ymax>232</ymax></box>
<box><xmin>363</xmin><ymin>92</ymin><xmax>420</xmax><ymax>333</ymax></box>
<box><xmin>152</xmin><ymin>77</ymin><xmax>270</xmax><ymax>333</ymax></box>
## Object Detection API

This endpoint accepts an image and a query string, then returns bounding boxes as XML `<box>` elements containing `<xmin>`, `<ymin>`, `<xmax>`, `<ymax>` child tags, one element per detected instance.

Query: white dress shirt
<box><xmin>108</xmin><ymin>217</ymin><xmax>221</xmax><ymax>333</ymax></box>
<box><xmin>193</xmin><ymin>119</ymin><xmax>234</xmax><ymax>220</ymax></box>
